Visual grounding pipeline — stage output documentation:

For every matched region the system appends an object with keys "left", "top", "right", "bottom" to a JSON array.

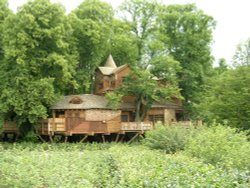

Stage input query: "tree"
[
  {"left": 69, "top": 0, "right": 114, "bottom": 93},
  {"left": 0, "top": 0, "right": 11, "bottom": 61},
  {"left": 233, "top": 38, "right": 250, "bottom": 67},
  {"left": 122, "top": 67, "right": 180, "bottom": 122},
  {"left": 196, "top": 66, "right": 250, "bottom": 130},
  {"left": 113, "top": 0, "right": 181, "bottom": 122},
  {"left": 119, "top": 0, "right": 160, "bottom": 68},
  {"left": 158, "top": 4, "right": 215, "bottom": 118},
  {"left": 0, "top": 0, "right": 77, "bottom": 133},
  {"left": 214, "top": 58, "right": 228, "bottom": 75},
  {"left": 109, "top": 19, "right": 138, "bottom": 67}
]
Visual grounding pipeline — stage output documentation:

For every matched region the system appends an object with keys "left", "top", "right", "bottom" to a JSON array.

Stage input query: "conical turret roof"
[{"left": 104, "top": 54, "right": 117, "bottom": 68}]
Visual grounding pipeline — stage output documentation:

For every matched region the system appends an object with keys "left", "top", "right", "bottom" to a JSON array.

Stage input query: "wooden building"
[
  {"left": 2, "top": 55, "right": 185, "bottom": 142},
  {"left": 38, "top": 94, "right": 122, "bottom": 137},
  {"left": 95, "top": 54, "right": 130, "bottom": 95}
]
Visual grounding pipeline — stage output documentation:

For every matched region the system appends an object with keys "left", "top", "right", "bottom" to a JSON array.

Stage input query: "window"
[
  {"left": 69, "top": 96, "right": 83, "bottom": 104},
  {"left": 149, "top": 114, "right": 164, "bottom": 123},
  {"left": 99, "top": 82, "right": 103, "bottom": 89},
  {"left": 110, "top": 81, "right": 115, "bottom": 87},
  {"left": 121, "top": 115, "right": 129, "bottom": 122}
]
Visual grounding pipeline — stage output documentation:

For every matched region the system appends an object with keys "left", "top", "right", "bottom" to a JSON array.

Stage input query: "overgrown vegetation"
[
  {"left": 185, "top": 124, "right": 250, "bottom": 170},
  {"left": 143, "top": 123, "right": 197, "bottom": 153},
  {"left": 0, "top": 142, "right": 249, "bottom": 187}
]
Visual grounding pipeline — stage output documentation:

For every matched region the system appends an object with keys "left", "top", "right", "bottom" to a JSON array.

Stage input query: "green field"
[{"left": 0, "top": 142, "right": 249, "bottom": 188}]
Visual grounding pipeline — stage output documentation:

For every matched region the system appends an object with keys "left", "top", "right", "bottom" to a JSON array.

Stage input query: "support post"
[
  {"left": 52, "top": 110, "right": 56, "bottom": 135},
  {"left": 64, "top": 136, "right": 68, "bottom": 143},
  {"left": 37, "top": 134, "right": 46, "bottom": 143},
  {"left": 101, "top": 134, "right": 105, "bottom": 143},
  {"left": 49, "top": 134, "right": 54, "bottom": 143},
  {"left": 115, "top": 134, "right": 120, "bottom": 143},
  {"left": 128, "top": 133, "right": 139, "bottom": 144},
  {"left": 79, "top": 135, "right": 88, "bottom": 143},
  {"left": 119, "top": 134, "right": 125, "bottom": 143}
]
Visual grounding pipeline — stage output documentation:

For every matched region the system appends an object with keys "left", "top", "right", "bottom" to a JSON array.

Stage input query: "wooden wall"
[
  {"left": 115, "top": 66, "right": 130, "bottom": 87},
  {"left": 54, "top": 109, "right": 121, "bottom": 135},
  {"left": 164, "top": 109, "right": 176, "bottom": 125}
]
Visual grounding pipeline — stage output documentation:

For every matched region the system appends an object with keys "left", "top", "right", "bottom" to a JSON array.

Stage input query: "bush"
[
  {"left": 0, "top": 144, "right": 249, "bottom": 187},
  {"left": 143, "top": 124, "right": 197, "bottom": 153},
  {"left": 185, "top": 124, "right": 250, "bottom": 170}
]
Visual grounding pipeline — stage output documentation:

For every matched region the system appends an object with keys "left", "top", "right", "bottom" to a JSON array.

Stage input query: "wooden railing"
[
  {"left": 121, "top": 122, "right": 153, "bottom": 131},
  {"left": 40, "top": 118, "right": 66, "bottom": 134},
  {"left": 171, "top": 120, "right": 202, "bottom": 127},
  {"left": 2, "top": 122, "right": 18, "bottom": 133}
]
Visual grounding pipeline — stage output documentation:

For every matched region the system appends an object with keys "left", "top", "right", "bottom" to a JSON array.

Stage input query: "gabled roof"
[{"left": 98, "top": 54, "right": 128, "bottom": 75}]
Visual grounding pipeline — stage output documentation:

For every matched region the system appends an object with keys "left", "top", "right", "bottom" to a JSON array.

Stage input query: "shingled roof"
[
  {"left": 98, "top": 54, "right": 128, "bottom": 75},
  {"left": 51, "top": 94, "right": 109, "bottom": 110},
  {"left": 51, "top": 94, "right": 182, "bottom": 110}
]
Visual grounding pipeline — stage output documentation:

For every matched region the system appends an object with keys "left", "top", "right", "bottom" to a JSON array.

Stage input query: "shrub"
[
  {"left": 143, "top": 123, "right": 197, "bottom": 153},
  {"left": 0, "top": 144, "right": 249, "bottom": 187},
  {"left": 185, "top": 124, "right": 250, "bottom": 170}
]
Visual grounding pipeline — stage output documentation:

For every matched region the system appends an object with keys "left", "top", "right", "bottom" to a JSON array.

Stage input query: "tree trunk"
[{"left": 135, "top": 97, "right": 142, "bottom": 122}]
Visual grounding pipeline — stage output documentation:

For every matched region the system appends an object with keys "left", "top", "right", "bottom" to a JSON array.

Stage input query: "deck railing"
[
  {"left": 171, "top": 120, "right": 202, "bottom": 127},
  {"left": 40, "top": 118, "right": 66, "bottom": 134},
  {"left": 121, "top": 122, "right": 153, "bottom": 131},
  {"left": 2, "top": 122, "right": 18, "bottom": 133}
]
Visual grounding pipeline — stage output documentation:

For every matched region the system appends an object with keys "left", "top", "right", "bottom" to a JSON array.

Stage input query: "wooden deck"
[
  {"left": 171, "top": 120, "right": 202, "bottom": 127},
  {"left": 39, "top": 118, "right": 66, "bottom": 135},
  {"left": 2, "top": 122, "right": 18, "bottom": 133}
]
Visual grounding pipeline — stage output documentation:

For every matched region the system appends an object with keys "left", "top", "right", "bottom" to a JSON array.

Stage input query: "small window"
[
  {"left": 149, "top": 114, "right": 164, "bottom": 123},
  {"left": 99, "top": 83, "right": 103, "bottom": 89},
  {"left": 121, "top": 115, "right": 129, "bottom": 122},
  {"left": 69, "top": 96, "right": 83, "bottom": 104}
]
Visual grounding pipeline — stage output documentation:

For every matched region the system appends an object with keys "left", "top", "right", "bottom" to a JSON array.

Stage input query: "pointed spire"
[{"left": 104, "top": 54, "right": 117, "bottom": 68}]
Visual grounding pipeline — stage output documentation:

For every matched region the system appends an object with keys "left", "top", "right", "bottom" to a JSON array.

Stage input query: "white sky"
[{"left": 8, "top": 0, "right": 250, "bottom": 65}]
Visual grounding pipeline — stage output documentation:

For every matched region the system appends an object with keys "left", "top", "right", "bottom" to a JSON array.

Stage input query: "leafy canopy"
[{"left": 0, "top": 0, "right": 77, "bottom": 131}]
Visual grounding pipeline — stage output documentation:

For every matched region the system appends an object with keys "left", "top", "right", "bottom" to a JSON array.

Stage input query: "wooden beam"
[
  {"left": 64, "top": 136, "right": 68, "bottom": 143},
  {"left": 101, "top": 134, "right": 105, "bottom": 143},
  {"left": 37, "top": 134, "right": 46, "bottom": 143},
  {"left": 52, "top": 110, "right": 56, "bottom": 134},
  {"left": 115, "top": 134, "right": 120, "bottom": 143},
  {"left": 119, "top": 134, "right": 125, "bottom": 142},
  {"left": 49, "top": 134, "right": 54, "bottom": 143},
  {"left": 128, "top": 133, "right": 139, "bottom": 144},
  {"left": 79, "top": 135, "right": 88, "bottom": 143}
]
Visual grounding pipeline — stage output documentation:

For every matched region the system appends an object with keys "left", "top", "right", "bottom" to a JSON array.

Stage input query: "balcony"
[{"left": 39, "top": 118, "right": 66, "bottom": 135}]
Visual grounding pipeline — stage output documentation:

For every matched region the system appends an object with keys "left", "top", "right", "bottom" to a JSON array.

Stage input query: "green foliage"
[
  {"left": 158, "top": 4, "right": 215, "bottom": 117},
  {"left": 233, "top": 38, "right": 250, "bottom": 67},
  {"left": 105, "top": 92, "right": 122, "bottom": 109},
  {"left": 70, "top": 0, "right": 114, "bottom": 93},
  {"left": 110, "top": 19, "right": 138, "bottom": 67},
  {"left": 185, "top": 124, "right": 250, "bottom": 170},
  {"left": 0, "top": 0, "right": 77, "bottom": 134},
  {"left": 121, "top": 68, "right": 180, "bottom": 122},
  {"left": 0, "top": 143, "right": 249, "bottom": 187},
  {"left": 196, "top": 66, "right": 250, "bottom": 130},
  {"left": 143, "top": 124, "right": 197, "bottom": 153},
  {"left": 0, "top": 0, "right": 11, "bottom": 61}
]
